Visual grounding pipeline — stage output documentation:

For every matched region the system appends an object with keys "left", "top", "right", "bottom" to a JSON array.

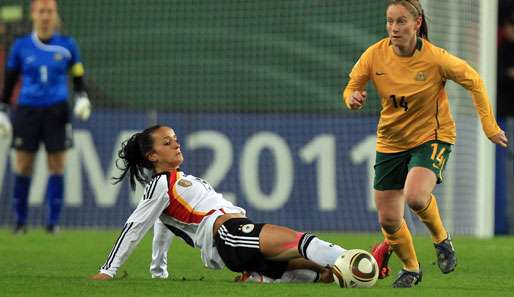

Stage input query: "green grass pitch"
[{"left": 1, "top": 229, "right": 513, "bottom": 297}]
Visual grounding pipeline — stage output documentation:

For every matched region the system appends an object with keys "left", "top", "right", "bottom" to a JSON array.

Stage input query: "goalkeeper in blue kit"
[{"left": 0, "top": 0, "right": 91, "bottom": 233}]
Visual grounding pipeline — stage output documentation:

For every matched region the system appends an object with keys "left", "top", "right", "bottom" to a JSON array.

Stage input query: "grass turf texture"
[{"left": 1, "top": 229, "right": 513, "bottom": 297}]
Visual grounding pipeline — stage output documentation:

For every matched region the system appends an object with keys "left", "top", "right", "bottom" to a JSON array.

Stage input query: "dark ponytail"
[{"left": 113, "top": 125, "right": 163, "bottom": 190}]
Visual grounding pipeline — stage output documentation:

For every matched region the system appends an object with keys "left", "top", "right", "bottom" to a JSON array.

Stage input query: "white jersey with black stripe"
[{"left": 99, "top": 170, "right": 246, "bottom": 277}]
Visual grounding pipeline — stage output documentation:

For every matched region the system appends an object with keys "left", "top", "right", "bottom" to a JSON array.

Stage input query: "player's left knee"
[{"left": 405, "top": 194, "right": 430, "bottom": 211}]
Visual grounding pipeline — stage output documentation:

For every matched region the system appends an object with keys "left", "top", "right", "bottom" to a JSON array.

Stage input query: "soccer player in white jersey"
[{"left": 90, "top": 125, "right": 351, "bottom": 283}]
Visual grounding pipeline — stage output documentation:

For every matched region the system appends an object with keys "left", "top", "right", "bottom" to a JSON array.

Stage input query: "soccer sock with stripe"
[
  {"left": 415, "top": 194, "right": 448, "bottom": 244},
  {"left": 298, "top": 233, "right": 346, "bottom": 267},
  {"left": 382, "top": 219, "right": 419, "bottom": 272},
  {"left": 278, "top": 269, "right": 319, "bottom": 283},
  {"left": 46, "top": 174, "right": 64, "bottom": 226},
  {"left": 13, "top": 174, "right": 31, "bottom": 225}
]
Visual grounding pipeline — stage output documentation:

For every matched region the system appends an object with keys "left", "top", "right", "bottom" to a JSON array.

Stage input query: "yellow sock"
[
  {"left": 415, "top": 194, "right": 448, "bottom": 244},
  {"left": 382, "top": 219, "right": 419, "bottom": 272}
]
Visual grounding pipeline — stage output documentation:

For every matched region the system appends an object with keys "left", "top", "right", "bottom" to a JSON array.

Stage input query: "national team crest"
[
  {"left": 415, "top": 71, "right": 426, "bottom": 81},
  {"left": 178, "top": 179, "right": 192, "bottom": 187},
  {"left": 54, "top": 53, "right": 63, "bottom": 61}
]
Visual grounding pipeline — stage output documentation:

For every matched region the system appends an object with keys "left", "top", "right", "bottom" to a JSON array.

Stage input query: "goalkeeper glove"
[
  {"left": 0, "top": 103, "right": 12, "bottom": 137},
  {"left": 73, "top": 93, "right": 91, "bottom": 121}
]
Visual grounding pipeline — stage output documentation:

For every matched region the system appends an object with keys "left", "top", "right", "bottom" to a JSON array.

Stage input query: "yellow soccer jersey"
[{"left": 343, "top": 38, "right": 500, "bottom": 153}]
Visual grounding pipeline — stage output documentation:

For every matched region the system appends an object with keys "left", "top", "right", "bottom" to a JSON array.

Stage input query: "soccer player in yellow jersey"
[{"left": 343, "top": 0, "right": 508, "bottom": 288}]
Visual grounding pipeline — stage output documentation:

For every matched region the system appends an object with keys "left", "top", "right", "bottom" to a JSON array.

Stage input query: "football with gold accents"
[{"left": 332, "top": 249, "right": 379, "bottom": 288}]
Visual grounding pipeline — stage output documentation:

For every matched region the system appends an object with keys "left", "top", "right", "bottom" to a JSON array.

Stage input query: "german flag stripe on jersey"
[{"left": 164, "top": 171, "right": 211, "bottom": 224}]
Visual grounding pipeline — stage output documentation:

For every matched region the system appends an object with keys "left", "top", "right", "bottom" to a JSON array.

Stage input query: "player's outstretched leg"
[
  {"left": 434, "top": 233, "right": 457, "bottom": 274},
  {"left": 260, "top": 224, "right": 346, "bottom": 267},
  {"left": 234, "top": 271, "right": 274, "bottom": 283},
  {"left": 371, "top": 240, "right": 392, "bottom": 279},
  {"left": 235, "top": 267, "right": 334, "bottom": 284}
]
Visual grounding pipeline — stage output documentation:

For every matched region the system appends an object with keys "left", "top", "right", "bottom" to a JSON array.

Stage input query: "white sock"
[
  {"left": 275, "top": 269, "right": 318, "bottom": 283},
  {"left": 299, "top": 234, "right": 346, "bottom": 266}
]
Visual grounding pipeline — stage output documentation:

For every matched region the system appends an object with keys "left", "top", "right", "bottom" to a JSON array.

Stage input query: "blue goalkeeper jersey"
[{"left": 6, "top": 32, "right": 83, "bottom": 107}]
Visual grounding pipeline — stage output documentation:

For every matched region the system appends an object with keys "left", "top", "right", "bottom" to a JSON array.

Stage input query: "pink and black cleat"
[{"left": 371, "top": 240, "right": 393, "bottom": 279}]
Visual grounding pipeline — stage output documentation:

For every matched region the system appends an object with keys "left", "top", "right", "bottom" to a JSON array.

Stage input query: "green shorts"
[{"left": 373, "top": 140, "right": 452, "bottom": 191}]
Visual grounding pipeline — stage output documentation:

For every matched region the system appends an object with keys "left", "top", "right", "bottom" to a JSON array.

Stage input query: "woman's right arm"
[
  {"left": 342, "top": 47, "right": 372, "bottom": 110},
  {"left": 1, "top": 69, "right": 19, "bottom": 108},
  {"left": 91, "top": 176, "right": 170, "bottom": 279},
  {"left": 1, "top": 40, "right": 21, "bottom": 109},
  {"left": 0, "top": 41, "right": 21, "bottom": 137}
]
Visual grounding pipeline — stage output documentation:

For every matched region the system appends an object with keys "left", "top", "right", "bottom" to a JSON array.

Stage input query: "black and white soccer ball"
[{"left": 332, "top": 249, "right": 379, "bottom": 288}]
